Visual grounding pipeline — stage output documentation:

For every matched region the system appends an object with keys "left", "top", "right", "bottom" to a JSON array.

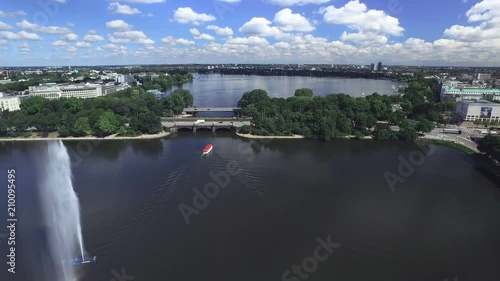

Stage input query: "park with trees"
[
  {"left": 237, "top": 76, "right": 452, "bottom": 141},
  {"left": 0, "top": 88, "right": 193, "bottom": 138}
]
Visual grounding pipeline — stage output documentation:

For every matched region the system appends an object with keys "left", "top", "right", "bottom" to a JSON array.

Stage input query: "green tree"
[
  {"left": 96, "top": 111, "right": 119, "bottom": 136},
  {"left": 72, "top": 117, "right": 91, "bottom": 137},
  {"left": 294, "top": 88, "right": 314, "bottom": 97},
  {"left": 416, "top": 118, "right": 434, "bottom": 133},
  {"left": 133, "top": 111, "right": 161, "bottom": 134}
]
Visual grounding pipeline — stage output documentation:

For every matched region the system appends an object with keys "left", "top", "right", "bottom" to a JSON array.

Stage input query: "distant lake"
[{"left": 169, "top": 74, "right": 405, "bottom": 107}]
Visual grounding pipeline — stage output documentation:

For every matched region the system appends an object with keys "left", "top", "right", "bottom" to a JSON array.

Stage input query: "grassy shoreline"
[{"left": 0, "top": 131, "right": 171, "bottom": 142}]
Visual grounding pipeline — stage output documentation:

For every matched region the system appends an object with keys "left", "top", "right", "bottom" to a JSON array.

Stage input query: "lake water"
[
  {"left": 2, "top": 134, "right": 500, "bottom": 281},
  {"left": 170, "top": 74, "right": 404, "bottom": 107}
]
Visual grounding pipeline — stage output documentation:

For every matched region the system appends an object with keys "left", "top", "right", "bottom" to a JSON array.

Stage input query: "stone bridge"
[{"left": 162, "top": 120, "right": 250, "bottom": 133}]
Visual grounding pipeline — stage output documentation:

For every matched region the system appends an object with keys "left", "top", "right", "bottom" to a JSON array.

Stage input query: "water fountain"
[{"left": 38, "top": 140, "right": 87, "bottom": 281}]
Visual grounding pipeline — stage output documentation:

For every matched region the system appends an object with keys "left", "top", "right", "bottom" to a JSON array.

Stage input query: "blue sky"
[{"left": 0, "top": 0, "right": 498, "bottom": 66}]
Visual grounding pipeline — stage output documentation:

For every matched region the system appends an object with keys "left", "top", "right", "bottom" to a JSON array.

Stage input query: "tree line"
[
  {"left": 237, "top": 76, "right": 451, "bottom": 141},
  {"left": 0, "top": 88, "right": 193, "bottom": 138}
]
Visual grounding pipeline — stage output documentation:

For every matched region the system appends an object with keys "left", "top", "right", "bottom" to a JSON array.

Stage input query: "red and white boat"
[{"left": 202, "top": 144, "right": 213, "bottom": 155}]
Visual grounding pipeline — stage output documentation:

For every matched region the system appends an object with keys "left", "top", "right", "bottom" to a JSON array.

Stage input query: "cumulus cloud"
[
  {"left": 217, "top": 0, "right": 241, "bottom": 3},
  {"left": 64, "top": 33, "right": 78, "bottom": 41},
  {"left": 84, "top": 34, "right": 105, "bottom": 42},
  {"left": 110, "top": 30, "right": 155, "bottom": 45},
  {"left": 444, "top": 0, "right": 500, "bottom": 42},
  {"left": 239, "top": 17, "right": 282, "bottom": 38},
  {"left": 16, "top": 20, "right": 73, "bottom": 34},
  {"left": 1, "top": 31, "right": 42, "bottom": 41},
  {"left": 173, "top": 7, "right": 216, "bottom": 25},
  {"left": 97, "top": 44, "right": 127, "bottom": 52},
  {"left": 106, "top": 20, "right": 133, "bottom": 30},
  {"left": 0, "top": 21, "right": 12, "bottom": 30},
  {"left": 265, "top": 0, "right": 330, "bottom": 6},
  {"left": 175, "top": 38, "right": 195, "bottom": 45},
  {"left": 274, "top": 8, "right": 315, "bottom": 32},
  {"left": 115, "top": 0, "right": 165, "bottom": 3},
  {"left": 161, "top": 36, "right": 176, "bottom": 46},
  {"left": 108, "top": 2, "right": 142, "bottom": 15},
  {"left": 18, "top": 43, "right": 33, "bottom": 53},
  {"left": 321, "top": 0, "right": 404, "bottom": 46},
  {"left": 0, "top": 10, "right": 27, "bottom": 18},
  {"left": 190, "top": 28, "right": 215, "bottom": 40},
  {"left": 75, "top": 41, "right": 91, "bottom": 48},
  {"left": 227, "top": 36, "right": 269, "bottom": 45},
  {"left": 206, "top": 25, "right": 234, "bottom": 36}
]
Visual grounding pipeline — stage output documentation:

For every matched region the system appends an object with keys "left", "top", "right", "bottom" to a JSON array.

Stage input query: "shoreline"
[
  {"left": 0, "top": 131, "right": 171, "bottom": 142},
  {"left": 236, "top": 132, "right": 305, "bottom": 139}
]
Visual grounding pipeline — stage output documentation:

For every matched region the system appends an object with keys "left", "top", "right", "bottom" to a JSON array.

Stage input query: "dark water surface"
[
  {"left": 1, "top": 134, "right": 500, "bottom": 281},
  {"left": 170, "top": 74, "right": 404, "bottom": 107}
]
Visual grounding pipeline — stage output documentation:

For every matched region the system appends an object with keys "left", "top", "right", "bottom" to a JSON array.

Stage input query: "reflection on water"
[{"left": 2, "top": 135, "right": 500, "bottom": 281}]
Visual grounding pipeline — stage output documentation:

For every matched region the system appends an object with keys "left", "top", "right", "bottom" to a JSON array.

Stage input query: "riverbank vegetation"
[
  {"left": 237, "top": 76, "right": 450, "bottom": 141},
  {"left": 0, "top": 88, "right": 193, "bottom": 138}
]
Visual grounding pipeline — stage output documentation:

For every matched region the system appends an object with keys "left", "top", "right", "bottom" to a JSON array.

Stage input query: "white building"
[
  {"left": 456, "top": 100, "right": 500, "bottom": 122},
  {"left": 0, "top": 94, "right": 21, "bottom": 111},
  {"left": 101, "top": 82, "right": 128, "bottom": 95},
  {"left": 116, "top": 74, "right": 135, "bottom": 84},
  {"left": 28, "top": 83, "right": 103, "bottom": 100},
  {"left": 441, "top": 83, "right": 500, "bottom": 101}
]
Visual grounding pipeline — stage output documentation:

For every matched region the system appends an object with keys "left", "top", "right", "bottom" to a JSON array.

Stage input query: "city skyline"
[{"left": 0, "top": 0, "right": 498, "bottom": 66}]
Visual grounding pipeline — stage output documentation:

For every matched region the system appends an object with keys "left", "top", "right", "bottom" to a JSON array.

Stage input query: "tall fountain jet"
[{"left": 39, "top": 140, "right": 86, "bottom": 281}]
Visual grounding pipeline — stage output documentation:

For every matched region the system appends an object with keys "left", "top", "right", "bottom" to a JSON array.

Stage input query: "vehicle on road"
[{"left": 443, "top": 128, "right": 462, "bottom": 134}]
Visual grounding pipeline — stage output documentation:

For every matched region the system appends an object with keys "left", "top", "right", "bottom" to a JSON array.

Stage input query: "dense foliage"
[
  {"left": 137, "top": 73, "right": 194, "bottom": 92},
  {"left": 0, "top": 88, "right": 193, "bottom": 138},
  {"left": 238, "top": 76, "right": 444, "bottom": 141},
  {"left": 478, "top": 135, "right": 500, "bottom": 162}
]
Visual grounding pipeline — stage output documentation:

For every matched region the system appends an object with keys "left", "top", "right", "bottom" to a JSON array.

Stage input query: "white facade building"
[
  {"left": 116, "top": 74, "right": 135, "bottom": 84},
  {"left": 29, "top": 83, "right": 103, "bottom": 100},
  {"left": 441, "top": 84, "right": 500, "bottom": 101},
  {"left": 0, "top": 95, "right": 21, "bottom": 111},
  {"left": 456, "top": 100, "right": 500, "bottom": 122}
]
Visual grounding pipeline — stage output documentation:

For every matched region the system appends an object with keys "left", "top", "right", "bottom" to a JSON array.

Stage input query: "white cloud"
[
  {"left": 274, "top": 8, "right": 315, "bottom": 32},
  {"left": 190, "top": 28, "right": 215, "bottom": 40},
  {"left": 444, "top": 0, "right": 500, "bottom": 42},
  {"left": 0, "top": 21, "right": 12, "bottom": 30},
  {"left": 239, "top": 17, "right": 283, "bottom": 38},
  {"left": 0, "top": 31, "right": 43, "bottom": 41},
  {"left": 108, "top": 2, "right": 142, "bottom": 15},
  {"left": 189, "top": 28, "right": 201, "bottom": 36},
  {"left": 75, "top": 41, "right": 91, "bottom": 48},
  {"left": 206, "top": 25, "right": 233, "bottom": 36},
  {"left": 97, "top": 44, "right": 127, "bottom": 52},
  {"left": 175, "top": 38, "right": 195, "bottom": 45},
  {"left": 322, "top": 0, "right": 404, "bottom": 45},
  {"left": 265, "top": 0, "right": 330, "bottom": 6},
  {"left": 109, "top": 36, "right": 131, "bottom": 43},
  {"left": 114, "top": 0, "right": 165, "bottom": 3},
  {"left": 64, "top": 33, "right": 78, "bottom": 41},
  {"left": 18, "top": 43, "right": 32, "bottom": 53},
  {"left": 106, "top": 20, "right": 133, "bottom": 30},
  {"left": 161, "top": 36, "right": 176, "bottom": 46},
  {"left": 173, "top": 7, "right": 216, "bottom": 25},
  {"left": 55, "top": 0, "right": 67, "bottom": 3},
  {"left": 84, "top": 34, "right": 104, "bottom": 42},
  {"left": 52, "top": 40, "right": 69, "bottom": 47},
  {"left": 16, "top": 20, "right": 73, "bottom": 34},
  {"left": 111, "top": 30, "right": 155, "bottom": 45},
  {"left": 226, "top": 36, "right": 269, "bottom": 45},
  {"left": 0, "top": 10, "right": 27, "bottom": 18}
]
